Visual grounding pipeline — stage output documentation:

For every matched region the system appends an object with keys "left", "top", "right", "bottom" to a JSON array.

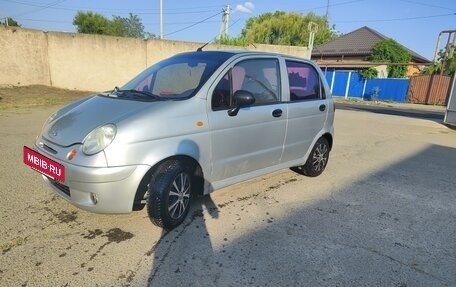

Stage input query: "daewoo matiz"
[{"left": 24, "top": 50, "right": 335, "bottom": 230}]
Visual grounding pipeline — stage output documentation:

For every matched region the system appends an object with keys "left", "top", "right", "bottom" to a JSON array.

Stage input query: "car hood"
[{"left": 43, "top": 95, "right": 153, "bottom": 146}]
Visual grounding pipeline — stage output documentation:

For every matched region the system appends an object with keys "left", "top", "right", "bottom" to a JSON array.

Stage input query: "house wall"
[
  {"left": 407, "top": 64, "right": 423, "bottom": 76},
  {"left": 314, "top": 55, "right": 421, "bottom": 78},
  {"left": 0, "top": 26, "right": 310, "bottom": 91}
]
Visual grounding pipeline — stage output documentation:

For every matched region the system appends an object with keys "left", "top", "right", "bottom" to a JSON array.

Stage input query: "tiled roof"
[{"left": 312, "top": 26, "right": 430, "bottom": 64}]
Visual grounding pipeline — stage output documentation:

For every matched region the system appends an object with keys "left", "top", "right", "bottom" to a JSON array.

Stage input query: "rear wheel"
[
  {"left": 297, "top": 137, "right": 330, "bottom": 177},
  {"left": 146, "top": 160, "right": 192, "bottom": 230}
]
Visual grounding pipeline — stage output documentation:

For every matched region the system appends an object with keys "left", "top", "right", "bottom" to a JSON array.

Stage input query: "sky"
[{"left": 1, "top": 0, "right": 455, "bottom": 61}]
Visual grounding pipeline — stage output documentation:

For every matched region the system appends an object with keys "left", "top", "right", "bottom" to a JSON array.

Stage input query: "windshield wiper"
[{"left": 116, "top": 89, "right": 160, "bottom": 99}]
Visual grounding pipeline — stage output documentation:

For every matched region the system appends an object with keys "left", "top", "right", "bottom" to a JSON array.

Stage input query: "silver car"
[{"left": 25, "top": 50, "right": 335, "bottom": 230}]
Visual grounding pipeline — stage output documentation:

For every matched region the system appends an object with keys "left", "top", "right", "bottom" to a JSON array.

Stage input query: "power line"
[
  {"left": 1, "top": 0, "right": 67, "bottom": 11},
  {"left": 323, "top": 0, "right": 367, "bottom": 8},
  {"left": 2, "top": 0, "right": 67, "bottom": 19},
  {"left": 59, "top": 4, "right": 223, "bottom": 12},
  {"left": 198, "top": 17, "right": 243, "bottom": 45},
  {"left": 150, "top": 20, "right": 221, "bottom": 26},
  {"left": 15, "top": 12, "right": 454, "bottom": 30},
  {"left": 65, "top": 5, "right": 222, "bottom": 12},
  {"left": 216, "top": 18, "right": 242, "bottom": 40},
  {"left": 15, "top": 17, "right": 220, "bottom": 26},
  {"left": 398, "top": 0, "right": 456, "bottom": 11},
  {"left": 119, "top": 10, "right": 220, "bottom": 16},
  {"left": 164, "top": 11, "right": 223, "bottom": 37},
  {"left": 333, "top": 12, "right": 455, "bottom": 23},
  {"left": 297, "top": 0, "right": 367, "bottom": 13},
  {"left": 15, "top": 17, "right": 69, "bottom": 23},
  {"left": 0, "top": 0, "right": 221, "bottom": 14}
]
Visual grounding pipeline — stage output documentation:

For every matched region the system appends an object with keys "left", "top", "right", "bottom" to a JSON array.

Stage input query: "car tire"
[
  {"left": 298, "top": 137, "right": 330, "bottom": 177},
  {"left": 146, "top": 160, "right": 193, "bottom": 230}
]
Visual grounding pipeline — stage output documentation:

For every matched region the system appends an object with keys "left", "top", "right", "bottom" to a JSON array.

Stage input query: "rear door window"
[{"left": 286, "top": 61, "right": 325, "bottom": 101}]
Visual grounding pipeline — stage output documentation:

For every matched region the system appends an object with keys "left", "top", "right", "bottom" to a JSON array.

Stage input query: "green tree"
[
  {"left": 369, "top": 39, "right": 411, "bottom": 78},
  {"left": 216, "top": 11, "right": 339, "bottom": 46},
  {"left": 359, "top": 68, "right": 378, "bottom": 79},
  {"left": 73, "top": 11, "right": 112, "bottom": 35},
  {"left": 73, "top": 11, "right": 151, "bottom": 39},
  {"left": 117, "top": 13, "right": 145, "bottom": 39},
  {"left": 108, "top": 16, "right": 127, "bottom": 36},
  {"left": 2, "top": 17, "right": 20, "bottom": 27},
  {"left": 423, "top": 44, "right": 456, "bottom": 75},
  {"left": 216, "top": 36, "right": 248, "bottom": 46}
]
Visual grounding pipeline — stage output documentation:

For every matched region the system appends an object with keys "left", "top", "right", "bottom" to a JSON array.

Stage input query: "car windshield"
[{"left": 118, "top": 52, "right": 231, "bottom": 100}]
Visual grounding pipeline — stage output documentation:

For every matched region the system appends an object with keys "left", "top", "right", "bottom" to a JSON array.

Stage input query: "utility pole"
[
  {"left": 325, "top": 0, "right": 330, "bottom": 20},
  {"left": 159, "top": 0, "right": 163, "bottom": 39},
  {"left": 307, "top": 22, "right": 318, "bottom": 59},
  {"left": 217, "top": 5, "right": 230, "bottom": 40},
  {"left": 433, "top": 30, "right": 456, "bottom": 74}
]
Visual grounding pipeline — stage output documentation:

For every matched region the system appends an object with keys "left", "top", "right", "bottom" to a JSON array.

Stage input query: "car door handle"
[
  {"left": 272, "top": 109, "right": 282, "bottom": 118},
  {"left": 319, "top": 104, "right": 326, "bottom": 111}
]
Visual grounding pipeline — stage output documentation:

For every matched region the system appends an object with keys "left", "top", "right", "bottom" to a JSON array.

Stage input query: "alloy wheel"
[{"left": 168, "top": 172, "right": 191, "bottom": 219}]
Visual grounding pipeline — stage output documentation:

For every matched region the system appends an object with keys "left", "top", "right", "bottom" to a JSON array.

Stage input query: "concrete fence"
[{"left": 0, "top": 26, "right": 309, "bottom": 91}]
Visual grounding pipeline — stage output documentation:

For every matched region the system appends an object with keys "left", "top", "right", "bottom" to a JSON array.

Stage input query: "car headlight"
[{"left": 82, "top": 124, "right": 117, "bottom": 155}]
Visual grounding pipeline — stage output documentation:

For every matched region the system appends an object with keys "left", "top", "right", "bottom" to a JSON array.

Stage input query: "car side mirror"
[{"left": 228, "top": 90, "right": 255, "bottom": 117}]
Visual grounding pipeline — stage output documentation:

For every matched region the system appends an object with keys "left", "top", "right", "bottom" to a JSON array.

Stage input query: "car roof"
[
  {"left": 177, "top": 50, "right": 286, "bottom": 58},
  {"left": 175, "top": 50, "right": 312, "bottom": 63}
]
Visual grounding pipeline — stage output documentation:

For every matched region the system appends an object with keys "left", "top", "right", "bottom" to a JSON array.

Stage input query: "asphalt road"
[{"left": 1, "top": 105, "right": 456, "bottom": 287}]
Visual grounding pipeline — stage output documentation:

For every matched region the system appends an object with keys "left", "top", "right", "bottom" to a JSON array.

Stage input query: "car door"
[
  {"left": 280, "top": 60, "right": 330, "bottom": 163},
  {"left": 208, "top": 57, "right": 287, "bottom": 183}
]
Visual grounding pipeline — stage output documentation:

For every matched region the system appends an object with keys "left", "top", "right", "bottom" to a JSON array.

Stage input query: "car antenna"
[{"left": 197, "top": 41, "right": 210, "bottom": 52}]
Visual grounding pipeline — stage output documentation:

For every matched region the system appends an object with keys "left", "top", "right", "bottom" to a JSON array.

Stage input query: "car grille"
[
  {"left": 49, "top": 178, "right": 70, "bottom": 197},
  {"left": 42, "top": 143, "right": 57, "bottom": 154}
]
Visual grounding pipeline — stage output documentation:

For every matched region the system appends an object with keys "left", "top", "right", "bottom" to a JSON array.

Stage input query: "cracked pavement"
[{"left": 1, "top": 105, "right": 455, "bottom": 287}]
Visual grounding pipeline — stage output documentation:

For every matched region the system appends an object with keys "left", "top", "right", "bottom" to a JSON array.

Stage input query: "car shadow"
[
  {"left": 145, "top": 144, "right": 456, "bottom": 286},
  {"left": 147, "top": 194, "right": 219, "bottom": 286}
]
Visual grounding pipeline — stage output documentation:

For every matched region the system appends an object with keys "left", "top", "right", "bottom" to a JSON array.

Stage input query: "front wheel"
[
  {"left": 297, "top": 137, "right": 330, "bottom": 177},
  {"left": 147, "top": 160, "right": 193, "bottom": 230}
]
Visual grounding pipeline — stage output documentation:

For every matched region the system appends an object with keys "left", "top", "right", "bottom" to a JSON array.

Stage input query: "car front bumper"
[
  {"left": 33, "top": 139, "right": 150, "bottom": 214},
  {"left": 42, "top": 163, "right": 151, "bottom": 213}
]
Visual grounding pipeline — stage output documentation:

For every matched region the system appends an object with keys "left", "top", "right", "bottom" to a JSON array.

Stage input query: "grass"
[
  {"left": 334, "top": 96, "right": 398, "bottom": 105},
  {"left": 342, "top": 98, "right": 363, "bottom": 103},
  {"left": 0, "top": 85, "right": 94, "bottom": 110},
  {"left": 383, "top": 100, "right": 397, "bottom": 104},
  {"left": 333, "top": 97, "right": 363, "bottom": 103}
]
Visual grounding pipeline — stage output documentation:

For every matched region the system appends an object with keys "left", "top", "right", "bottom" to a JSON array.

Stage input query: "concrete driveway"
[{"left": 1, "top": 106, "right": 455, "bottom": 287}]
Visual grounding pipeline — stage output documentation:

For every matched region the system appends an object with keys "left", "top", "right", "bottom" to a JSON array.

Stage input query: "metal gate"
[
  {"left": 324, "top": 70, "right": 409, "bottom": 101},
  {"left": 407, "top": 74, "right": 452, "bottom": 105}
]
